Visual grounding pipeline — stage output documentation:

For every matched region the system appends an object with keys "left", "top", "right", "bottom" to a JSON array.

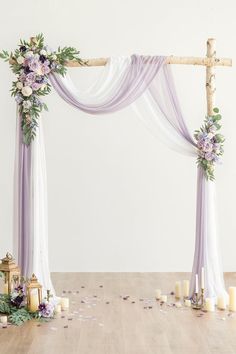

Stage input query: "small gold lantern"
[
  {"left": 0, "top": 253, "right": 20, "bottom": 294},
  {"left": 26, "top": 274, "right": 42, "bottom": 312}
]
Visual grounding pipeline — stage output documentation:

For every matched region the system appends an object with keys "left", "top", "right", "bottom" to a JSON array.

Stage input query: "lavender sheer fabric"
[
  {"left": 49, "top": 55, "right": 226, "bottom": 300},
  {"left": 14, "top": 54, "right": 225, "bottom": 299}
]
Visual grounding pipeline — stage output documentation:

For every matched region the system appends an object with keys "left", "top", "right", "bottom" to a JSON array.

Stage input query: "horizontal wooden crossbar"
[{"left": 66, "top": 56, "right": 232, "bottom": 67}]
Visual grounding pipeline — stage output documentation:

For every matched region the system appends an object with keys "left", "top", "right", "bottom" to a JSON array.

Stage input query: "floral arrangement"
[
  {"left": 0, "top": 285, "right": 56, "bottom": 326},
  {"left": 0, "top": 34, "right": 84, "bottom": 145},
  {"left": 194, "top": 108, "right": 224, "bottom": 181}
]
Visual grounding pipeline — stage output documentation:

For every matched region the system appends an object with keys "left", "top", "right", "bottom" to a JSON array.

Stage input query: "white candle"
[
  {"left": 201, "top": 267, "right": 205, "bottom": 289},
  {"left": 29, "top": 293, "right": 39, "bottom": 313},
  {"left": 205, "top": 297, "right": 215, "bottom": 312},
  {"left": 184, "top": 299, "right": 191, "bottom": 307},
  {"left": 195, "top": 274, "right": 199, "bottom": 294},
  {"left": 175, "top": 281, "right": 181, "bottom": 299},
  {"left": 217, "top": 296, "right": 226, "bottom": 310},
  {"left": 55, "top": 304, "right": 62, "bottom": 313},
  {"left": 229, "top": 287, "right": 236, "bottom": 311},
  {"left": 61, "top": 297, "right": 69, "bottom": 310},
  {"left": 0, "top": 316, "right": 7, "bottom": 324},
  {"left": 160, "top": 295, "right": 167, "bottom": 303},
  {"left": 155, "top": 289, "right": 161, "bottom": 300},
  {"left": 175, "top": 302, "right": 182, "bottom": 308},
  {"left": 182, "top": 280, "right": 189, "bottom": 298}
]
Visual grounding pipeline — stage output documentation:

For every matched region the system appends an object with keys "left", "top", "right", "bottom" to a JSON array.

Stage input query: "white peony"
[
  {"left": 16, "top": 81, "right": 23, "bottom": 90},
  {"left": 25, "top": 51, "right": 34, "bottom": 58},
  {"left": 40, "top": 49, "right": 47, "bottom": 56},
  {"left": 17, "top": 56, "right": 25, "bottom": 65},
  {"left": 22, "top": 86, "right": 33, "bottom": 97}
]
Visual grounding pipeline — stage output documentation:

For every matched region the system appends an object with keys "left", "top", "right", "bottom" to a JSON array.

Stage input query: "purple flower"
[
  {"left": 25, "top": 72, "right": 36, "bottom": 85},
  {"left": 205, "top": 152, "right": 214, "bottom": 161},
  {"left": 29, "top": 58, "right": 41, "bottom": 73},
  {"left": 10, "top": 285, "right": 25, "bottom": 308},
  {"left": 15, "top": 93, "right": 23, "bottom": 104},
  {"left": 38, "top": 301, "right": 54, "bottom": 318},
  {"left": 31, "top": 82, "right": 42, "bottom": 91},
  {"left": 41, "top": 63, "right": 51, "bottom": 75}
]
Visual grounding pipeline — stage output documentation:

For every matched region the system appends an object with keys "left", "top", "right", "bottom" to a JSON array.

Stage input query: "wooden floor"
[{"left": 1, "top": 273, "right": 236, "bottom": 354}]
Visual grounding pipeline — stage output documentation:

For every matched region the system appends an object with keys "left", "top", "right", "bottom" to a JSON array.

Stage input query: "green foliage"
[
  {"left": 0, "top": 294, "right": 11, "bottom": 315},
  {"left": 194, "top": 107, "right": 224, "bottom": 181},
  {"left": 9, "top": 308, "right": 32, "bottom": 326},
  {"left": 0, "top": 33, "right": 84, "bottom": 145},
  {"left": 0, "top": 50, "right": 10, "bottom": 61}
]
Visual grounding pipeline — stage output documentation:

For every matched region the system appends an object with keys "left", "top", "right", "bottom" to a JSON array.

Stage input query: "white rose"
[
  {"left": 40, "top": 49, "right": 47, "bottom": 56},
  {"left": 25, "top": 51, "right": 34, "bottom": 58},
  {"left": 17, "top": 56, "right": 25, "bottom": 65},
  {"left": 16, "top": 81, "right": 23, "bottom": 90},
  {"left": 22, "top": 86, "right": 33, "bottom": 97},
  {"left": 52, "top": 54, "right": 57, "bottom": 60}
]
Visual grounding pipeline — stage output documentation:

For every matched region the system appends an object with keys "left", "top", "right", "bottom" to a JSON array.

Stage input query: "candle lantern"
[
  {"left": 0, "top": 253, "right": 20, "bottom": 294},
  {"left": 26, "top": 274, "right": 42, "bottom": 312}
]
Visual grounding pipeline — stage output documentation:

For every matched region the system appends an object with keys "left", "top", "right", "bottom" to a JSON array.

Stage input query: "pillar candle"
[
  {"left": 175, "top": 281, "right": 181, "bottom": 299},
  {"left": 182, "top": 280, "right": 189, "bottom": 298},
  {"left": 201, "top": 267, "right": 205, "bottom": 289},
  {"left": 160, "top": 295, "right": 167, "bottom": 303},
  {"left": 61, "top": 297, "right": 69, "bottom": 310},
  {"left": 184, "top": 299, "right": 191, "bottom": 307},
  {"left": 229, "top": 287, "right": 236, "bottom": 311},
  {"left": 29, "top": 293, "right": 39, "bottom": 313},
  {"left": 217, "top": 296, "right": 226, "bottom": 310},
  {"left": 55, "top": 304, "right": 62, "bottom": 313},
  {"left": 155, "top": 289, "right": 161, "bottom": 300},
  {"left": 0, "top": 316, "right": 7, "bottom": 324},
  {"left": 205, "top": 298, "right": 215, "bottom": 312},
  {"left": 195, "top": 274, "right": 199, "bottom": 294}
]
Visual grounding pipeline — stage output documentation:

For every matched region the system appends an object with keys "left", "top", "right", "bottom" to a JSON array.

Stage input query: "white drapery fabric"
[
  {"left": 14, "top": 113, "right": 54, "bottom": 293},
  {"left": 14, "top": 55, "right": 226, "bottom": 300}
]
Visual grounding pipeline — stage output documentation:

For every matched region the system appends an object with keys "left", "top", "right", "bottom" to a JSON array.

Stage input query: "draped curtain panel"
[{"left": 14, "top": 55, "right": 226, "bottom": 300}]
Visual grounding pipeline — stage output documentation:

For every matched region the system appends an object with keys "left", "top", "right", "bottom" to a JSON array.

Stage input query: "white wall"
[{"left": 0, "top": 0, "right": 235, "bottom": 272}]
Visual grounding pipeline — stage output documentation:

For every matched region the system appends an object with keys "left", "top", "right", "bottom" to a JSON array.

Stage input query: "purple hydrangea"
[
  {"left": 38, "top": 301, "right": 54, "bottom": 318},
  {"left": 15, "top": 93, "right": 23, "bottom": 104},
  {"left": 10, "top": 285, "right": 25, "bottom": 308}
]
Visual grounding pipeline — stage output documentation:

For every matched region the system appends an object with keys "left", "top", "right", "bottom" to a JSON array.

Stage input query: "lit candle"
[
  {"left": 217, "top": 296, "right": 226, "bottom": 310},
  {"left": 29, "top": 293, "right": 39, "bottom": 313},
  {"left": 0, "top": 316, "right": 7, "bottom": 324},
  {"left": 229, "top": 287, "right": 236, "bottom": 311},
  {"left": 155, "top": 289, "right": 161, "bottom": 300},
  {"left": 201, "top": 267, "right": 205, "bottom": 289},
  {"left": 61, "top": 297, "right": 69, "bottom": 310},
  {"left": 55, "top": 304, "right": 62, "bottom": 313},
  {"left": 160, "top": 295, "right": 167, "bottom": 303},
  {"left": 195, "top": 274, "right": 199, "bottom": 294},
  {"left": 184, "top": 299, "right": 191, "bottom": 307},
  {"left": 183, "top": 280, "right": 189, "bottom": 298},
  {"left": 175, "top": 281, "right": 181, "bottom": 299},
  {"left": 205, "top": 298, "right": 215, "bottom": 312}
]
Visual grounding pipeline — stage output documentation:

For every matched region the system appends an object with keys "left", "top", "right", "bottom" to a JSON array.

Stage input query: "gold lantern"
[
  {"left": 26, "top": 274, "right": 42, "bottom": 312},
  {"left": 0, "top": 253, "right": 20, "bottom": 294}
]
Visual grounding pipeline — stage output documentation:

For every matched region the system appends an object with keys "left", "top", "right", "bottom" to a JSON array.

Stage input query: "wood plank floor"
[{"left": 1, "top": 273, "right": 236, "bottom": 354}]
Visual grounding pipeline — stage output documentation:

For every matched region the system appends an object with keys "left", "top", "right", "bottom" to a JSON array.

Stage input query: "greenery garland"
[{"left": 0, "top": 34, "right": 84, "bottom": 145}]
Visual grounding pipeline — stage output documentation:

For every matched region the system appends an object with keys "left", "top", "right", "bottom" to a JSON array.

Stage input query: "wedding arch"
[{"left": 0, "top": 35, "right": 232, "bottom": 300}]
